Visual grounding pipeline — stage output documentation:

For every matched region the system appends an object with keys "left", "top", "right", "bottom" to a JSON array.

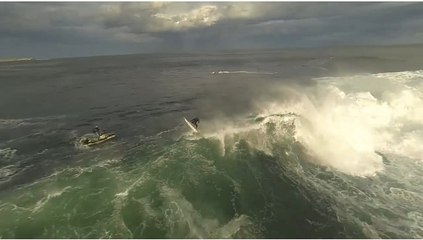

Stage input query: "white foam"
[
  {"left": 213, "top": 214, "right": 254, "bottom": 238},
  {"left": 0, "top": 148, "right": 17, "bottom": 160},
  {"left": 196, "top": 70, "right": 423, "bottom": 176},
  {"left": 0, "top": 165, "right": 18, "bottom": 179},
  {"left": 159, "top": 185, "right": 219, "bottom": 238},
  {"left": 384, "top": 130, "right": 423, "bottom": 160},
  {"left": 256, "top": 70, "right": 423, "bottom": 176},
  {"left": 198, "top": 121, "right": 264, "bottom": 155},
  {"left": 32, "top": 186, "right": 72, "bottom": 213}
]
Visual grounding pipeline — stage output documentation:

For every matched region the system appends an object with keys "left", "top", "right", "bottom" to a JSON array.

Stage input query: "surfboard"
[
  {"left": 83, "top": 133, "right": 116, "bottom": 146},
  {"left": 184, "top": 117, "right": 198, "bottom": 133}
]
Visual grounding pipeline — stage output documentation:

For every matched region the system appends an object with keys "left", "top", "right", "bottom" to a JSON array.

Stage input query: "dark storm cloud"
[{"left": 0, "top": 2, "right": 422, "bottom": 58}]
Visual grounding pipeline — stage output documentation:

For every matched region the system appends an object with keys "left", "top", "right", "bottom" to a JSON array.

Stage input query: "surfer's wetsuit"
[{"left": 190, "top": 118, "right": 200, "bottom": 129}]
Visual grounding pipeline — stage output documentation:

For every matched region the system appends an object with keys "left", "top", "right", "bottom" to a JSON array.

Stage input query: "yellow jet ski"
[{"left": 82, "top": 133, "right": 116, "bottom": 147}]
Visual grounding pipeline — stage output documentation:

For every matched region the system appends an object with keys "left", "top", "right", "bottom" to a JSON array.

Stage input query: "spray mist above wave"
[
  {"left": 192, "top": 70, "right": 423, "bottom": 238},
  {"left": 255, "top": 69, "right": 423, "bottom": 176}
]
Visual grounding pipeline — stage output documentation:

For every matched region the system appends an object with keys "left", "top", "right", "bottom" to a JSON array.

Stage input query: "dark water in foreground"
[{"left": 0, "top": 45, "right": 422, "bottom": 238}]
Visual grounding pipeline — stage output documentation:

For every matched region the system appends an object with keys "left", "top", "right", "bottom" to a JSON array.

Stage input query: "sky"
[{"left": 1, "top": 2, "right": 423, "bottom": 59}]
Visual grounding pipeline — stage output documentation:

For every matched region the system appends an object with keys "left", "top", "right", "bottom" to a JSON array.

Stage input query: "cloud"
[
  {"left": 0, "top": 2, "right": 422, "bottom": 58},
  {"left": 153, "top": 5, "right": 221, "bottom": 31},
  {"left": 94, "top": 2, "right": 378, "bottom": 33},
  {"left": 97, "top": 3, "right": 224, "bottom": 33}
]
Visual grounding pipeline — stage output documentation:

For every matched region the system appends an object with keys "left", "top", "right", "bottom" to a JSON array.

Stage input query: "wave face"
[{"left": 0, "top": 50, "right": 422, "bottom": 238}]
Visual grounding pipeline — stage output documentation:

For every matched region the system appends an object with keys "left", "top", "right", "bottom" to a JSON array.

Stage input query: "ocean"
[{"left": 0, "top": 45, "right": 422, "bottom": 238}]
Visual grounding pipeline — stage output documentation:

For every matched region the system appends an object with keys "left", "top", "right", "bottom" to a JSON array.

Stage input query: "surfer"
[{"left": 190, "top": 117, "right": 200, "bottom": 129}]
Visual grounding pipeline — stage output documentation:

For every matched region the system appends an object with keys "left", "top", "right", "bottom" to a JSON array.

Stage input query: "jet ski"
[{"left": 81, "top": 133, "right": 116, "bottom": 146}]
